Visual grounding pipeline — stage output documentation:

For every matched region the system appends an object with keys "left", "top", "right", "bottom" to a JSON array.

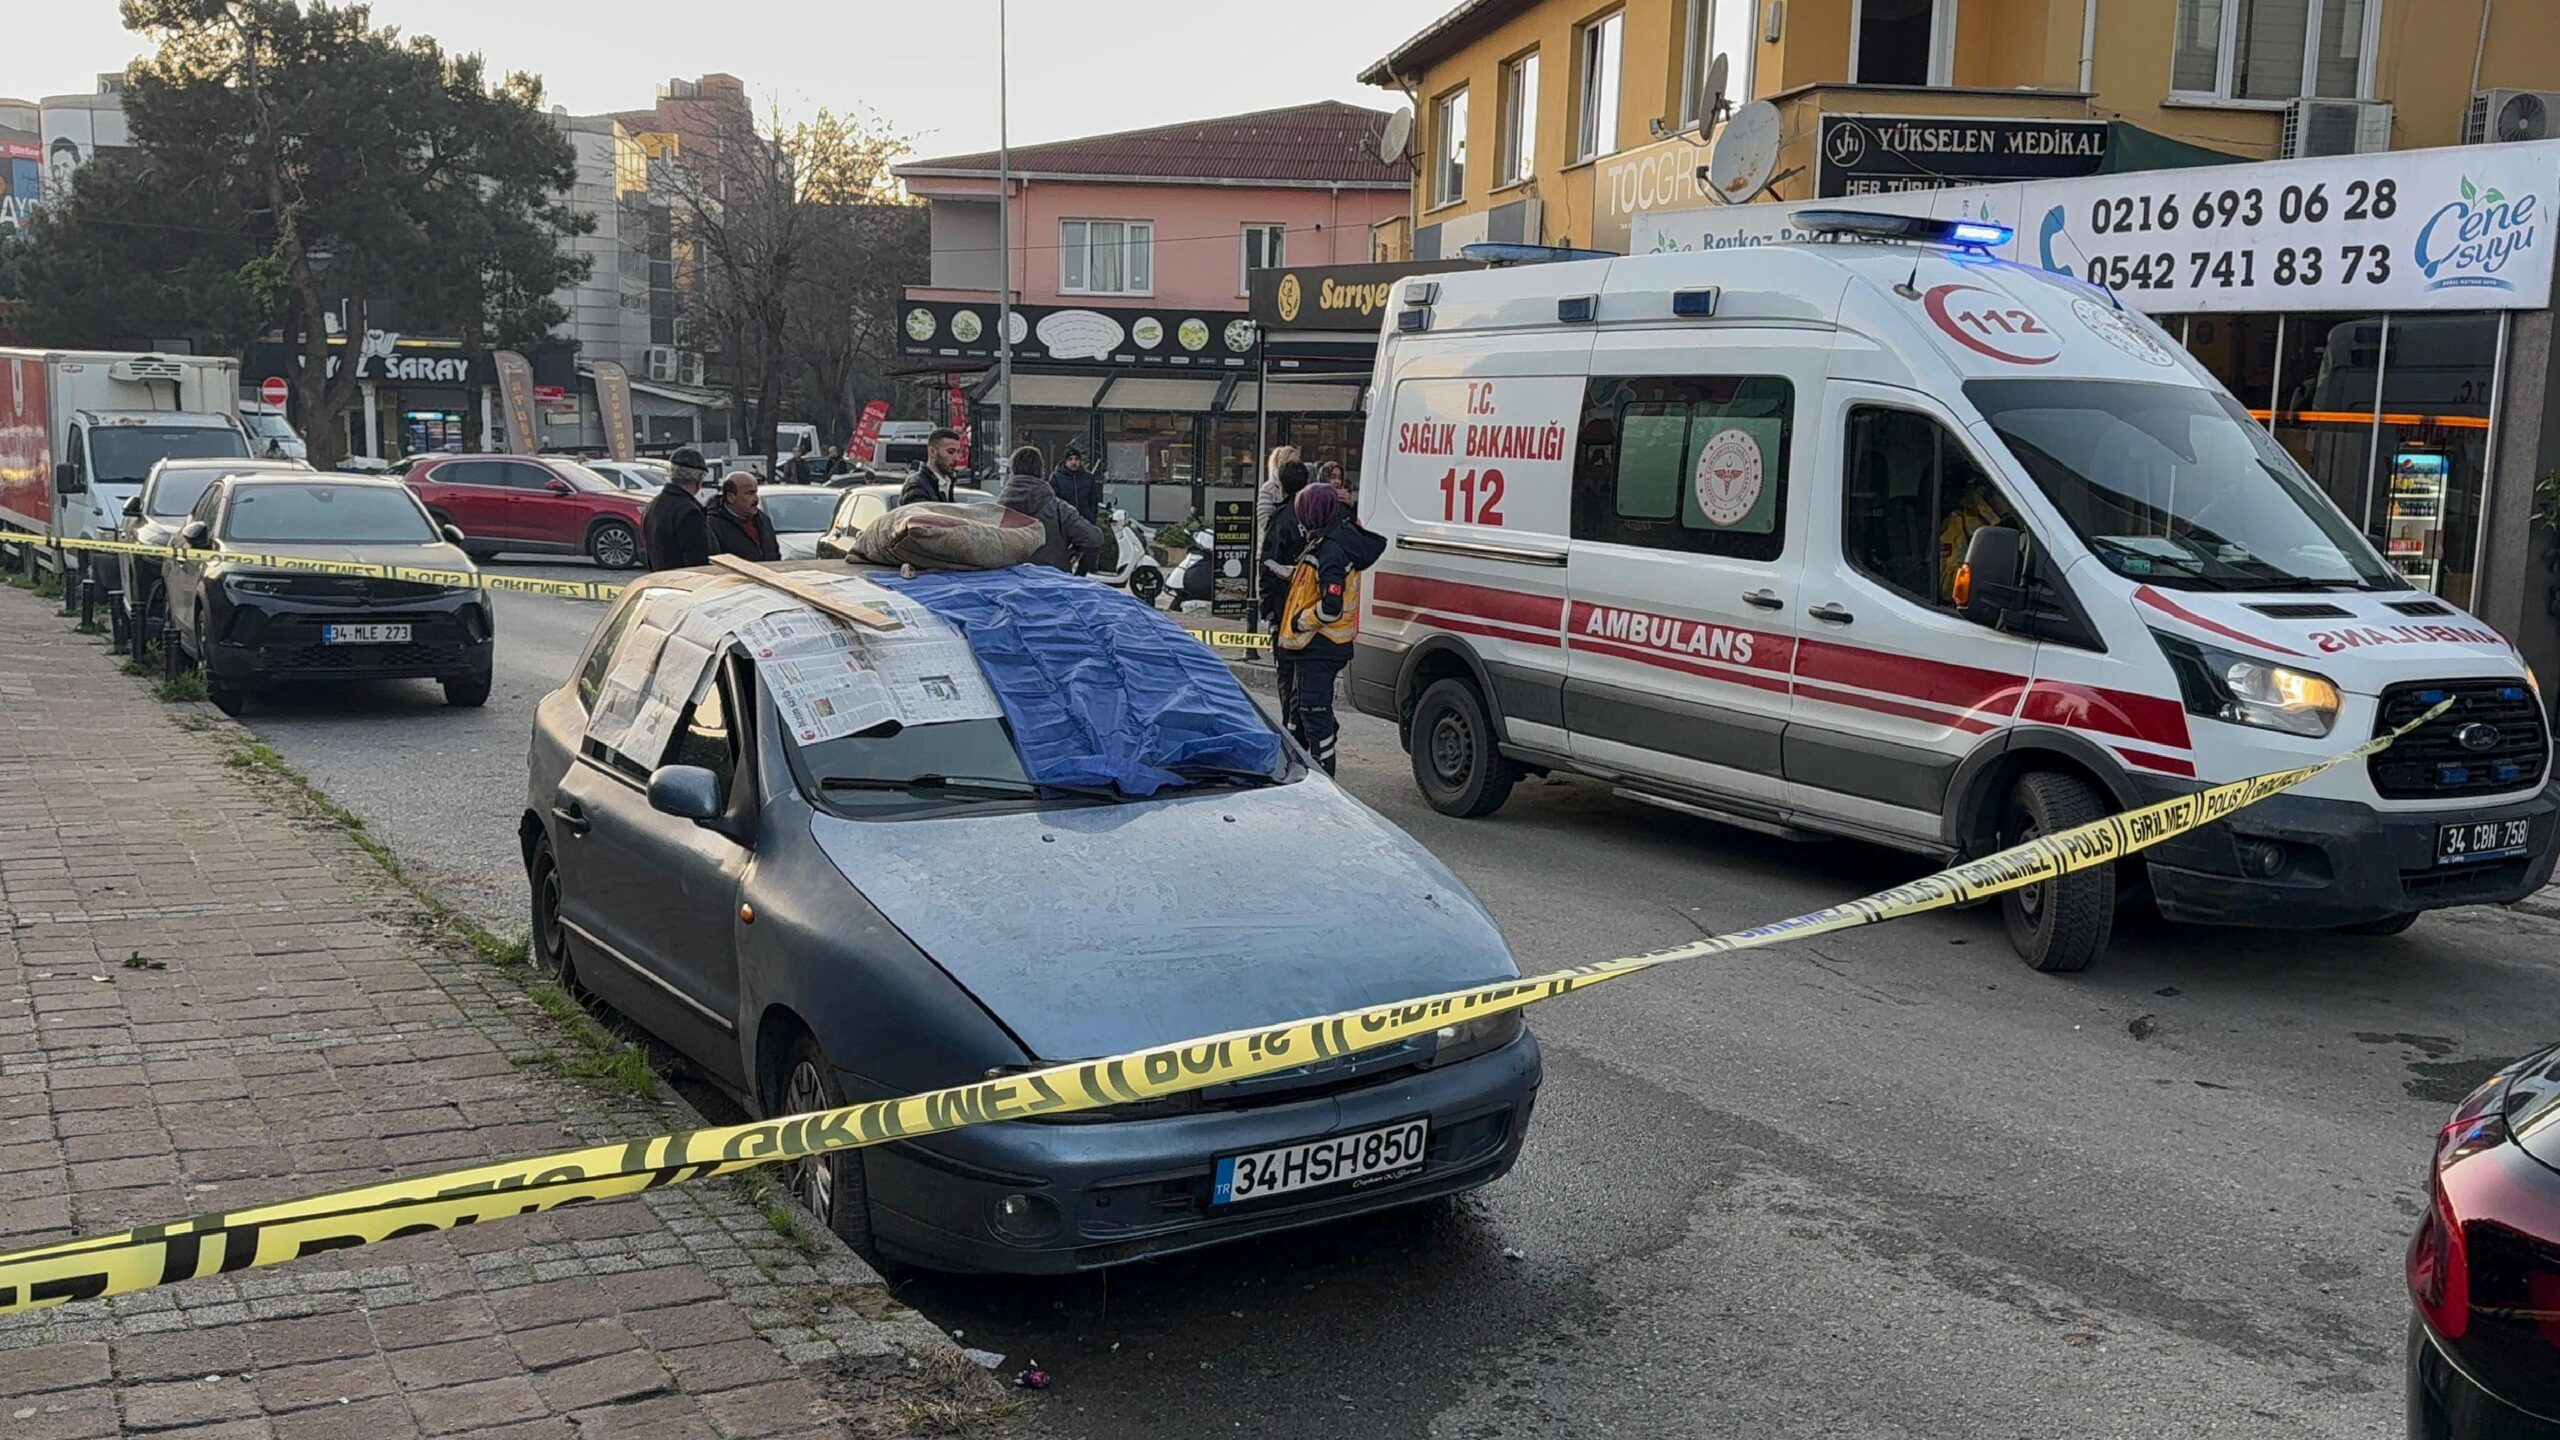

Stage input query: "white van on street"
[{"left": 1349, "top": 216, "right": 2557, "bottom": 973}]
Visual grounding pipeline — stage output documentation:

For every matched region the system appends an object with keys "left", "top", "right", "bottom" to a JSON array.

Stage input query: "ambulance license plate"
[
  {"left": 322, "top": 623, "right": 410, "bottom": 645},
  {"left": 1212, "top": 1118, "right": 1428, "bottom": 1206},
  {"left": 2436, "top": 817, "right": 2532, "bottom": 866}
]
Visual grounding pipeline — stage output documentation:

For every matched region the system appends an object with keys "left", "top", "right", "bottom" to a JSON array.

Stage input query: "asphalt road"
[{"left": 231, "top": 556, "right": 2560, "bottom": 1439}]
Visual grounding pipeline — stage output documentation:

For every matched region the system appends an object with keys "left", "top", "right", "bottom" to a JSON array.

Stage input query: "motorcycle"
[{"left": 1087, "top": 508, "right": 1165, "bottom": 604}]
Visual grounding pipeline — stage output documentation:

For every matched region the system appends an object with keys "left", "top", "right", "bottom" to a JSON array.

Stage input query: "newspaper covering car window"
[{"left": 581, "top": 574, "right": 1002, "bottom": 759}]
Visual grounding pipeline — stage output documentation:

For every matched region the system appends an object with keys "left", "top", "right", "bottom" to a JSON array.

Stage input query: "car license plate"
[
  {"left": 2437, "top": 817, "right": 2532, "bottom": 866},
  {"left": 322, "top": 623, "right": 410, "bottom": 645},
  {"left": 1212, "top": 1118, "right": 1428, "bottom": 1206}
]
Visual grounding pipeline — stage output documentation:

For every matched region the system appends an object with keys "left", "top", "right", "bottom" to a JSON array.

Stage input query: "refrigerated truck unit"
[{"left": 0, "top": 350, "right": 252, "bottom": 580}]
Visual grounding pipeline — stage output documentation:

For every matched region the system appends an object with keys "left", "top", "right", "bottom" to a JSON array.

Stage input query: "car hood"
[
  {"left": 2504, "top": 1043, "right": 2560, "bottom": 1175},
  {"left": 2121, "top": 581, "right": 2525, "bottom": 693},
  {"left": 215, "top": 540, "right": 477, "bottom": 571},
  {"left": 808, "top": 781, "right": 1519, "bottom": 1060}
]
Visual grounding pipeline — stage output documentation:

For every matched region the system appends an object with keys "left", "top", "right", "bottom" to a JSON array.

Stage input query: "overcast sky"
[{"left": 3, "top": 0, "right": 1446, "bottom": 157}]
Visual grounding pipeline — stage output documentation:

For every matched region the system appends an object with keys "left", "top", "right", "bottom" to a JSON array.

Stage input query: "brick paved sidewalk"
[{"left": 0, "top": 592, "right": 1009, "bottom": 1438}]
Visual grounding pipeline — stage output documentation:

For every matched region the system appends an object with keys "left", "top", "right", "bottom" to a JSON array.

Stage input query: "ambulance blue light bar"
[{"left": 1796, "top": 210, "right": 2014, "bottom": 250}]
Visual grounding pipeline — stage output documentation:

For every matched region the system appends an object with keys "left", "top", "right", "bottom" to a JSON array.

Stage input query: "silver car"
[{"left": 520, "top": 561, "right": 1540, "bottom": 1273}]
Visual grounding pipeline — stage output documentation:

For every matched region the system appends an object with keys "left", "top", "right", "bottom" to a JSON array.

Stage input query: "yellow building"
[{"left": 1362, "top": 0, "right": 2560, "bottom": 257}]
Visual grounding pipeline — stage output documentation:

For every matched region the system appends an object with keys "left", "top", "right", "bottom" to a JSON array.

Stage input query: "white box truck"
[{"left": 0, "top": 350, "right": 253, "bottom": 586}]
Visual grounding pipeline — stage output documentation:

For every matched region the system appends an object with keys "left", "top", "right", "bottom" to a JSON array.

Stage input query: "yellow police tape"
[
  {"left": 0, "top": 701, "right": 2442, "bottom": 1314},
  {"left": 1, "top": 530, "right": 1276, "bottom": 648}
]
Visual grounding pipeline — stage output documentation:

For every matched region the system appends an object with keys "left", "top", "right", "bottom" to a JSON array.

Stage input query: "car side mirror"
[
  {"left": 178, "top": 521, "right": 212, "bottom": 550},
  {"left": 122, "top": 496, "right": 143, "bottom": 519},
  {"left": 546, "top": 477, "right": 574, "bottom": 494},
  {"left": 1956, "top": 525, "right": 2027, "bottom": 628},
  {"left": 441, "top": 524, "right": 467, "bottom": 547},
  {"left": 647, "top": 764, "right": 726, "bottom": 823},
  {"left": 53, "top": 462, "right": 78, "bottom": 495}
]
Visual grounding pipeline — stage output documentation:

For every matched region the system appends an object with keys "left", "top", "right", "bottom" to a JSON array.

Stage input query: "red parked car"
[
  {"left": 403, "top": 454, "right": 647, "bottom": 568},
  {"left": 2408, "top": 1042, "right": 2560, "bottom": 1438}
]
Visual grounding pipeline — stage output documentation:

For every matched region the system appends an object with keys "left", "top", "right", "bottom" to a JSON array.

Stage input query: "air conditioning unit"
[
  {"left": 2282, "top": 98, "right": 2392, "bottom": 159},
  {"left": 2465, "top": 88, "right": 2560, "bottom": 145},
  {"left": 644, "top": 346, "right": 677, "bottom": 382},
  {"left": 681, "top": 353, "right": 705, "bottom": 387},
  {"left": 108, "top": 356, "right": 188, "bottom": 383}
]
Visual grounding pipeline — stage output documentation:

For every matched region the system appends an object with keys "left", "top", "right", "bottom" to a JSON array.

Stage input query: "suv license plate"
[
  {"left": 322, "top": 623, "right": 410, "bottom": 645},
  {"left": 1212, "top": 1118, "right": 1428, "bottom": 1206},
  {"left": 2437, "top": 818, "right": 2531, "bottom": 866}
]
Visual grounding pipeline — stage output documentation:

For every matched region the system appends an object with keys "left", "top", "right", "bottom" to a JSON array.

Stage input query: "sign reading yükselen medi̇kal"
[
  {"left": 1635, "top": 138, "right": 2560, "bottom": 315},
  {"left": 1816, "top": 114, "right": 2111, "bottom": 197}
]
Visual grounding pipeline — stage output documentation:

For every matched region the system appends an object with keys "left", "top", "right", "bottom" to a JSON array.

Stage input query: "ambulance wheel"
[
  {"left": 1998, "top": 771, "right": 2115, "bottom": 974},
  {"left": 1412, "top": 678, "right": 1516, "bottom": 819}
]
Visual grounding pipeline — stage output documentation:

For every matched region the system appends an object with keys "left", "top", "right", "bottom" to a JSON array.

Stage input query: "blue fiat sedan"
[{"left": 521, "top": 561, "right": 1540, "bottom": 1272}]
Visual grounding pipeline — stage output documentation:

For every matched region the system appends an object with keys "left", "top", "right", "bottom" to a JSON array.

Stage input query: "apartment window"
[
  {"left": 1240, "top": 223, "right": 1285, "bottom": 294},
  {"left": 2172, "top": 0, "right": 2375, "bottom": 102},
  {"left": 1432, "top": 86, "right": 1468, "bottom": 206},
  {"left": 1498, "top": 51, "right": 1539, "bottom": 185},
  {"left": 1680, "top": 0, "right": 1755, "bottom": 128},
  {"left": 1577, "top": 11, "right": 1624, "bottom": 161},
  {"left": 1060, "top": 219, "right": 1154, "bottom": 296},
  {"left": 1852, "top": 0, "right": 1955, "bottom": 88}
]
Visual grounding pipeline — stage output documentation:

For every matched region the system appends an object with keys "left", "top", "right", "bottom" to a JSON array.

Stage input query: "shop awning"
[
  {"left": 2097, "top": 121, "right": 2247, "bottom": 174},
  {"left": 1229, "top": 380, "right": 1366, "bottom": 414},
  {"left": 965, "top": 372, "right": 1109, "bottom": 410},
  {"left": 1096, "top": 376, "right": 1225, "bottom": 412}
]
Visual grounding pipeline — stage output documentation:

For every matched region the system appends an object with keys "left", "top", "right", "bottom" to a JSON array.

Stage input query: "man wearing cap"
[{"left": 643, "top": 447, "right": 713, "bottom": 571}]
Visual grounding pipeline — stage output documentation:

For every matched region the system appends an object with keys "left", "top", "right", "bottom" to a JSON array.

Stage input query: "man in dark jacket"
[
  {"left": 1048, "top": 447, "right": 1101, "bottom": 526},
  {"left": 897, "top": 428, "right": 968, "bottom": 507},
  {"left": 641, "top": 447, "right": 712, "bottom": 571},
  {"left": 1000, "top": 445, "right": 1104, "bottom": 571},
  {"left": 706, "top": 471, "right": 782, "bottom": 561}
]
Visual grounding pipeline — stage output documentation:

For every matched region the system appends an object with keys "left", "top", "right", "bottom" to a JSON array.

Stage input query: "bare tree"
[{"left": 664, "top": 105, "right": 916, "bottom": 463}]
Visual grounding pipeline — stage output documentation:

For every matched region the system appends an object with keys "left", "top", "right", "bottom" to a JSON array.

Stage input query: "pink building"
[{"left": 895, "top": 101, "right": 1408, "bottom": 521}]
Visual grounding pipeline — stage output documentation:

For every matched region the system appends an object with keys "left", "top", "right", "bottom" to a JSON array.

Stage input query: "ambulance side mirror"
[{"left": 1955, "top": 525, "right": 2027, "bottom": 628}]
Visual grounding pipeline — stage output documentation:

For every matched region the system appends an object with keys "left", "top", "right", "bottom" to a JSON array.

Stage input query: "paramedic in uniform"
[
  {"left": 1937, "top": 473, "right": 2013, "bottom": 603},
  {"left": 1275, "top": 483, "right": 1384, "bottom": 775}
]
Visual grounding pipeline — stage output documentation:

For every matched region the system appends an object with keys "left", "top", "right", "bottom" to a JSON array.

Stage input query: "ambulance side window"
[
  {"left": 1571, "top": 376, "right": 1791, "bottom": 561},
  {"left": 1840, "top": 406, "right": 2014, "bottom": 610}
]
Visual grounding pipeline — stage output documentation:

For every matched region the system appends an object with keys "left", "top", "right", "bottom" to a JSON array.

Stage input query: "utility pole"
[{"left": 996, "top": 0, "right": 1014, "bottom": 464}]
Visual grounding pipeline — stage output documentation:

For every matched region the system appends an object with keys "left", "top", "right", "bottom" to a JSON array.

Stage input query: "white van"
[{"left": 1349, "top": 215, "right": 2557, "bottom": 973}]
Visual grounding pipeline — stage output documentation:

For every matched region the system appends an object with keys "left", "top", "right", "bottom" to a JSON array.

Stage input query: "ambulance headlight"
[
  {"left": 2154, "top": 632, "right": 2340, "bottom": 737},
  {"left": 1428, "top": 1011, "right": 1524, "bottom": 1067}
]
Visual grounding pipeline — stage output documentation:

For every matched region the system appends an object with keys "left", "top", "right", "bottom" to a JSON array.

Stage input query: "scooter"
[
  {"left": 1168, "top": 527, "right": 1217, "bottom": 612},
  {"left": 1087, "top": 508, "right": 1165, "bottom": 604}
]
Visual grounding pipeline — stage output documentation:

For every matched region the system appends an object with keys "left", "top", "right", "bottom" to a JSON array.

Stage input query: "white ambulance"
[{"left": 1349, "top": 215, "right": 2557, "bottom": 973}]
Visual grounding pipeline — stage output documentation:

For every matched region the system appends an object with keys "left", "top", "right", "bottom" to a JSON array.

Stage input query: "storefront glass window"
[
  {"left": 2182, "top": 314, "right": 2279, "bottom": 416},
  {"left": 1211, "top": 418, "right": 1263, "bottom": 491},
  {"left": 1282, "top": 416, "right": 1365, "bottom": 489},
  {"left": 2376, "top": 313, "right": 2500, "bottom": 606},
  {"left": 1099, "top": 413, "right": 1197, "bottom": 524},
  {"left": 1013, "top": 412, "right": 1090, "bottom": 478},
  {"left": 2269, "top": 311, "right": 2385, "bottom": 522}
]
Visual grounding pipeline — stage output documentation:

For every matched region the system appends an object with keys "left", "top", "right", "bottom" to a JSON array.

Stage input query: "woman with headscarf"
[{"left": 1274, "top": 481, "right": 1384, "bottom": 776}]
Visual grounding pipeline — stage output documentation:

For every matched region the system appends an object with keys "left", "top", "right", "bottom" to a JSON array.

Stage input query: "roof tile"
[{"left": 899, "top": 100, "right": 1406, "bottom": 188}]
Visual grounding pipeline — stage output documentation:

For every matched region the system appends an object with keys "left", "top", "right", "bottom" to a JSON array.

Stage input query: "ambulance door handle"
[
  {"left": 1807, "top": 603, "right": 1855, "bottom": 625},
  {"left": 1742, "top": 589, "right": 1784, "bottom": 611}
]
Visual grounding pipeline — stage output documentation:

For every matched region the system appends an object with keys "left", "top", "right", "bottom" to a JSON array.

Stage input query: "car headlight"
[
  {"left": 224, "top": 574, "right": 296, "bottom": 596},
  {"left": 1427, "top": 1010, "right": 1524, "bottom": 1067},
  {"left": 2153, "top": 632, "right": 2340, "bottom": 737}
]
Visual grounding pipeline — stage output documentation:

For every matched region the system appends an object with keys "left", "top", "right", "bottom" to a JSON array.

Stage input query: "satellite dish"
[
  {"left": 1706, "top": 100, "right": 1782, "bottom": 205},
  {"left": 2497, "top": 91, "right": 2549, "bottom": 142},
  {"left": 1380, "top": 107, "right": 1415, "bottom": 165},
  {"left": 1699, "top": 53, "right": 1730, "bottom": 128}
]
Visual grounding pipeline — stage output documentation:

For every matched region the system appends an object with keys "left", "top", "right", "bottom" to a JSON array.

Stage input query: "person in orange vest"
[{"left": 1275, "top": 482, "right": 1383, "bottom": 775}]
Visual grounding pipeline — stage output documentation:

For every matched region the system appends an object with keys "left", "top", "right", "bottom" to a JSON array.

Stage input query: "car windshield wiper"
[
  {"left": 818, "top": 773, "right": 1124, "bottom": 804},
  {"left": 1171, "top": 763, "right": 1282, "bottom": 788}
]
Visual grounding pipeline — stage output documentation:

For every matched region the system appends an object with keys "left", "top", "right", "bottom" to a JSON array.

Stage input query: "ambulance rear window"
[{"left": 1572, "top": 375, "right": 1792, "bottom": 561}]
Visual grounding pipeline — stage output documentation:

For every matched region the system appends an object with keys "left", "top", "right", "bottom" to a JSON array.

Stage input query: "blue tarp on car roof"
[{"left": 877, "top": 566, "right": 1284, "bottom": 798}]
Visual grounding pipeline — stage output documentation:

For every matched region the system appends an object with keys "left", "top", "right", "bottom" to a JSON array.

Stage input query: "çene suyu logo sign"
[{"left": 2416, "top": 175, "right": 2541, "bottom": 293}]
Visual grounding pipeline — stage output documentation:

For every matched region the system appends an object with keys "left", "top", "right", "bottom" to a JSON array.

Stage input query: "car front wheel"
[
  {"left": 194, "top": 608, "right": 248, "bottom": 716},
  {"left": 587, "top": 520, "right": 640, "bottom": 569},
  {"left": 779, "top": 1033, "right": 878, "bottom": 1262},
  {"left": 443, "top": 674, "right": 492, "bottom": 708},
  {"left": 1998, "top": 771, "right": 2116, "bottom": 974}
]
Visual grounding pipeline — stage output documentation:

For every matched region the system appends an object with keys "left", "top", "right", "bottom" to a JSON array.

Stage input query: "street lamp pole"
[{"left": 995, "top": 0, "right": 1014, "bottom": 465}]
